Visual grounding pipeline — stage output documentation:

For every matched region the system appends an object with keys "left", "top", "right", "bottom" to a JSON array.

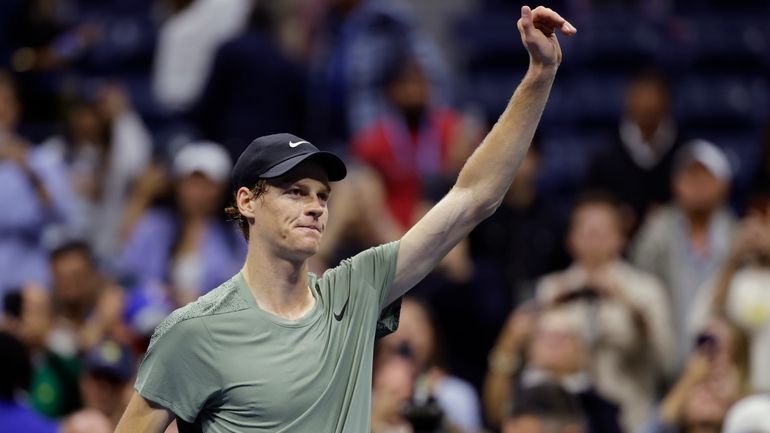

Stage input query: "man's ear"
[{"left": 236, "top": 186, "right": 258, "bottom": 219}]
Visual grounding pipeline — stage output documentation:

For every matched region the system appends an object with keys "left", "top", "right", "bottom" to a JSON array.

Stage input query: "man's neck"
[{"left": 241, "top": 245, "right": 315, "bottom": 320}]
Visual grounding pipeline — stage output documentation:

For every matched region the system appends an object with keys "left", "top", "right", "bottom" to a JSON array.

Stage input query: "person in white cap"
[
  {"left": 631, "top": 139, "right": 738, "bottom": 370},
  {"left": 116, "top": 142, "right": 246, "bottom": 305}
]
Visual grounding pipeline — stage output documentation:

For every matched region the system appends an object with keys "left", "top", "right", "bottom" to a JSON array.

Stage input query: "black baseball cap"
[{"left": 232, "top": 133, "right": 347, "bottom": 190}]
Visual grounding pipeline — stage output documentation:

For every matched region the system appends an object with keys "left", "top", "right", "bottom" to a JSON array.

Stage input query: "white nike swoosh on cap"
[{"left": 289, "top": 140, "right": 310, "bottom": 148}]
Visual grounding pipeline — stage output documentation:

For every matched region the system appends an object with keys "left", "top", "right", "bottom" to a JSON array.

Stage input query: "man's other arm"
[
  {"left": 114, "top": 392, "right": 174, "bottom": 433},
  {"left": 386, "top": 6, "right": 576, "bottom": 304}
]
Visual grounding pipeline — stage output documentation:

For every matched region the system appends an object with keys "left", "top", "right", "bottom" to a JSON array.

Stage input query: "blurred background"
[{"left": 0, "top": 0, "right": 769, "bottom": 432}]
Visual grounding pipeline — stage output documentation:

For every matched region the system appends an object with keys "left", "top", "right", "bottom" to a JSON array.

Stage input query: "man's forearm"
[{"left": 455, "top": 65, "right": 557, "bottom": 216}]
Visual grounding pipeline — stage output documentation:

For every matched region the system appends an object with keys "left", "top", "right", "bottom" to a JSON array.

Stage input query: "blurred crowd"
[{"left": 1, "top": 0, "right": 769, "bottom": 432}]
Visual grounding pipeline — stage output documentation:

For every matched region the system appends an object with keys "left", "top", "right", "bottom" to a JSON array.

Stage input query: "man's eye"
[{"left": 288, "top": 188, "right": 304, "bottom": 196}]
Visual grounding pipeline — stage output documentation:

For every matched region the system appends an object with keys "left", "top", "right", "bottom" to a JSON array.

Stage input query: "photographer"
[
  {"left": 484, "top": 305, "right": 622, "bottom": 433},
  {"left": 375, "top": 297, "right": 481, "bottom": 433},
  {"left": 535, "top": 192, "right": 675, "bottom": 431},
  {"left": 639, "top": 315, "right": 750, "bottom": 433}
]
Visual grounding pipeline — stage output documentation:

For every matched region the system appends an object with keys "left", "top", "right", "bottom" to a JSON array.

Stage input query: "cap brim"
[{"left": 259, "top": 151, "right": 347, "bottom": 181}]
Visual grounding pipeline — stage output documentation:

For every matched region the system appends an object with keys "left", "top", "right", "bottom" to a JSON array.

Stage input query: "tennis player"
[{"left": 115, "top": 5, "right": 576, "bottom": 432}]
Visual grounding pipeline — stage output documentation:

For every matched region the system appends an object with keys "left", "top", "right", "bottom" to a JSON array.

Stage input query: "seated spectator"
[
  {"left": 503, "top": 383, "right": 586, "bottom": 433},
  {"left": 2, "top": 285, "right": 82, "bottom": 418},
  {"left": 631, "top": 139, "right": 737, "bottom": 369},
  {"left": 371, "top": 355, "right": 418, "bottom": 433},
  {"left": 0, "top": 331, "right": 59, "bottom": 433},
  {"left": 50, "top": 241, "right": 127, "bottom": 353},
  {"left": 0, "top": 70, "right": 78, "bottom": 300},
  {"left": 378, "top": 297, "right": 482, "bottom": 433},
  {"left": 41, "top": 85, "right": 152, "bottom": 260},
  {"left": 352, "top": 52, "right": 479, "bottom": 229},
  {"left": 118, "top": 142, "right": 246, "bottom": 305},
  {"left": 639, "top": 315, "right": 750, "bottom": 433},
  {"left": 536, "top": 192, "right": 676, "bottom": 431},
  {"left": 72, "top": 339, "right": 134, "bottom": 428},
  {"left": 484, "top": 305, "right": 623, "bottom": 433},
  {"left": 586, "top": 69, "right": 685, "bottom": 234},
  {"left": 690, "top": 205, "right": 770, "bottom": 391}
]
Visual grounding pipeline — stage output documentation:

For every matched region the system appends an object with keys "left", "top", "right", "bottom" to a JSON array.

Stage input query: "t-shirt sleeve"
[
  {"left": 327, "top": 240, "right": 401, "bottom": 339},
  {"left": 134, "top": 317, "right": 220, "bottom": 423}
]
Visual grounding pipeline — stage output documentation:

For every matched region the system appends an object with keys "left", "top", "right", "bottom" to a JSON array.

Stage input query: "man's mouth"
[{"left": 296, "top": 225, "right": 322, "bottom": 233}]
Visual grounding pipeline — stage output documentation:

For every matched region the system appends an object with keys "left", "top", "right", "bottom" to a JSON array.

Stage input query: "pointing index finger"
[{"left": 530, "top": 6, "right": 577, "bottom": 35}]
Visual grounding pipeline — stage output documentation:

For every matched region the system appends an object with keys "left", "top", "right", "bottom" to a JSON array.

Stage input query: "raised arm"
[{"left": 387, "top": 6, "right": 576, "bottom": 303}]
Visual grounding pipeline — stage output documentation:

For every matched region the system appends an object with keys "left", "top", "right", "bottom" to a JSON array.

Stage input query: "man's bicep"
[
  {"left": 387, "top": 189, "right": 478, "bottom": 303},
  {"left": 115, "top": 392, "right": 175, "bottom": 433}
]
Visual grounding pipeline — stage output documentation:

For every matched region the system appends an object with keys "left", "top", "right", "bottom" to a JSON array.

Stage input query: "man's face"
[
  {"left": 176, "top": 172, "right": 226, "bottom": 218},
  {"left": 529, "top": 312, "right": 585, "bottom": 375},
  {"left": 674, "top": 163, "right": 728, "bottom": 214},
  {"left": 249, "top": 161, "right": 331, "bottom": 261},
  {"left": 387, "top": 61, "right": 430, "bottom": 117},
  {"left": 567, "top": 204, "right": 624, "bottom": 265},
  {"left": 625, "top": 79, "right": 669, "bottom": 132},
  {"left": 51, "top": 250, "right": 99, "bottom": 308}
]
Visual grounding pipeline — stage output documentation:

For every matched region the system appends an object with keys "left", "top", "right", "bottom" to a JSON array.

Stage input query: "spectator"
[
  {"left": 484, "top": 305, "right": 623, "bottom": 433},
  {"left": 502, "top": 383, "right": 586, "bottom": 433},
  {"left": 50, "top": 241, "right": 127, "bottom": 353},
  {"left": 379, "top": 297, "right": 482, "bottom": 433},
  {"left": 73, "top": 339, "right": 134, "bottom": 428},
  {"left": 640, "top": 316, "right": 750, "bottom": 433},
  {"left": 536, "top": 192, "right": 676, "bottom": 431},
  {"left": 2, "top": 285, "right": 82, "bottom": 418},
  {"left": 586, "top": 69, "right": 685, "bottom": 234},
  {"left": 41, "top": 85, "right": 152, "bottom": 260},
  {"left": 153, "top": 0, "right": 252, "bottom": 113},
  {"left": 193, "top": 2, "right": 308, "bottom": 160},
  {"left": 0, "top": 70, "right": 78, "bottom": 299},
  {"left": 117, "top": 142, "right": 245, "bottom": 305},
  {"left": 631, "top": 139, "right": 737, "bottom": 368},
  {"left": 0, "top": 331, "right": 59, "bottom": 433},
  {"left": 304, "top": 0, "right": 450, "bottom": 147},
  {"left": 371, "top": 355, "right": 418, "bottom": 433},
  {"left": 690, "top": 206, "right": 770, "bottom": 391},
  {"left": 352, "top": 52, "right": 478, "bottom": 229}
]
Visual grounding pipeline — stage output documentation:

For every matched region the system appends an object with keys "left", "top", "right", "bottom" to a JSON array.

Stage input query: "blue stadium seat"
[{"left": 674, "top": 74, "right": 769, "bottom": 130}]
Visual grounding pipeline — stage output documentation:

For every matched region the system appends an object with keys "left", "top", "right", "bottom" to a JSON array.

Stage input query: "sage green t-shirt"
[{"left": 135, "top": 241, "right": 401, "bottom": 433}]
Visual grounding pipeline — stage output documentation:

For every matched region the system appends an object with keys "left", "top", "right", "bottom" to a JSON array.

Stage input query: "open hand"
[{"left": 517, "top": 5, "right": 576, "bottom": 69}]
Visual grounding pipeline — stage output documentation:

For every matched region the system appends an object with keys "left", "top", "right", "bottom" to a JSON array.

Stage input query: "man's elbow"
[{"left": 449, "top": 186, "right": 501, "bottom": 222}]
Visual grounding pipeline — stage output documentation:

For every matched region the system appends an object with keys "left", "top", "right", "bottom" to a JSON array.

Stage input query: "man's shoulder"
[{"left": 148, "top": 275, "right": 249, "bottom": 348}]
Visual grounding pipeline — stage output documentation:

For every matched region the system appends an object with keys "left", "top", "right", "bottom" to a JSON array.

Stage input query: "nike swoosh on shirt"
[
  {"left": 334, "top": 297, "right": 349, "bottom": 321},
  {"left": 289, "top": 140, "right": 309, "bottom": 148}
]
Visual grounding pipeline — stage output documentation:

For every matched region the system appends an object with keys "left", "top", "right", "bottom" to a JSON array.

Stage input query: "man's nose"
[{"left": 305, "top": 198, "right": 325, "bottom": 218}]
